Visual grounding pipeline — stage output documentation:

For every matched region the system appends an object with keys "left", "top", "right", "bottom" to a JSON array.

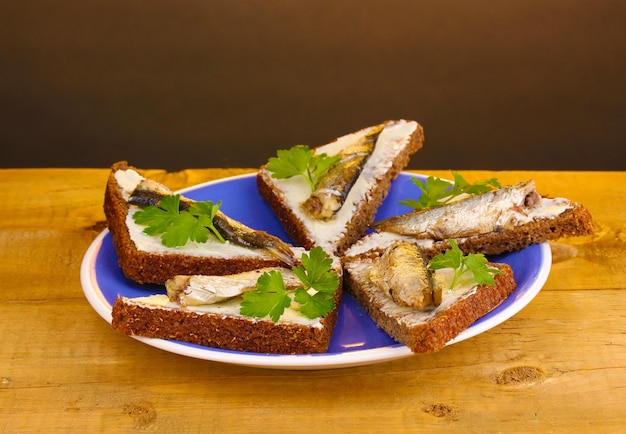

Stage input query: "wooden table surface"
[{"left": 1, "top": 167, "right": 624, "bottom": 432}]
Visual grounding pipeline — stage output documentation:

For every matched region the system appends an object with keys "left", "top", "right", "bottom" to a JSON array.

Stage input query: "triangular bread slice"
[
  {"left": 342, "top": 243, "right": 517, "bottom": 353},
  {"left": 256, "top": 119, "right": 424, "bottom": 256},
  {"left": 111, "top": 250, "right": 343, "bottom": 354},
  {"left": 104, "top": 161, "right": 298, "bottom": 285},
  {"left": 346, "top": 178, "right": 594, "bottom": 260}
]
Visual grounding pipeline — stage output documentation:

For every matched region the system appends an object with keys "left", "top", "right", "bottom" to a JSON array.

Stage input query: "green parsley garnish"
[
  {"left": 132, "top": 194, "right": 225, "bottom": 247},
  {"left": 265, "top": 145, "right": 342, "bottom": 191},
  {"left": 240, "top": 246, "right": 339, "bottom": 322},
  {"left": 427, "top": 239, "right": 502, "bottom": 290},
  {"left": 400, "top": 171, "right": 500, "bottom": 210},
  {"left": 238, "top": 271, "right": 293, "bottom": 323}
]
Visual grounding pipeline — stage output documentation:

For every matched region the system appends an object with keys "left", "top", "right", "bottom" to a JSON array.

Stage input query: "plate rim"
[{"left": 80, "top": 172, "right": 552, "bottom": 370}]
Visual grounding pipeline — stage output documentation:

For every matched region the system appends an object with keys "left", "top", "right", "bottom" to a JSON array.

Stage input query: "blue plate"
[{"left": 81, "top": 173, "right": 551, "bottom": 369}]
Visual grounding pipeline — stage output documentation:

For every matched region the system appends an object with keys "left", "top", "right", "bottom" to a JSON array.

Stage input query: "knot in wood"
[{"left": 494, "top": 366, "right": 545, "bottom": 385}]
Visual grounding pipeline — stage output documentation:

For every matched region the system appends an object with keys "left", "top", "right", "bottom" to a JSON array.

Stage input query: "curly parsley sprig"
[
  {"left": 240, "top": 246, "right": 339, "bottom": 322},
  {"left": 265, "top": 145, "right": 341, "bottom": 191},
  {"left": 400, "top": 171, "right": 500, "bottom": 210},
  {"left": 427, "top": 240, "right": 502, "bottom": 290},
  {"left": 132, "top": 195, "right": 225, "bottom": 247}
]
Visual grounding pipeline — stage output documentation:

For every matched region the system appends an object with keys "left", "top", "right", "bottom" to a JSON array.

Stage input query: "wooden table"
[{"left": 1, "top": 167, "right": 624, "bottom": 432}]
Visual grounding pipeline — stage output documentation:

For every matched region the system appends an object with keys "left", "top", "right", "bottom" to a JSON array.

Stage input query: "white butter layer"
[
  {"left": 123, "top": 294, "right": 324, "bottom": 328},
  {"left": 115, "top": 168, "right": 278, "bottom": 259},
  {"left": 126, "top": 208, "right": 275, "bottom": 258},
  {"left": 114, "top": 168, "right": 144, "bottom": 200}
]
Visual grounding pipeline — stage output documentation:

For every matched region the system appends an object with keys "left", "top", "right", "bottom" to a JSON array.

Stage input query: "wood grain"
[{"left": 1, "top": 168, "right": 624, "bottom": 432}]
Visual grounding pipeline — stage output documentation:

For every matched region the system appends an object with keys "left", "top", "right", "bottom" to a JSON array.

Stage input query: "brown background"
[{"left": 1, "top": 0, "right": 624, "bottom": 171}]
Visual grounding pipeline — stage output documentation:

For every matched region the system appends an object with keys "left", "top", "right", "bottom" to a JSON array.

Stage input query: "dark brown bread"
[
  {"left": 343, "top": 258, "right": 516, "bottom": 353},
  {"left": 104, "top": 161, "right": 288, "bottom": 285},
  {"left": 345, "top": 202, "right": 594, "bottom": 262},
  {"left": 111, "top": 276, "right": 343, "bottom": 354},
  {"left": 256, "top": 120, "right": 424, "bottom": 256}
]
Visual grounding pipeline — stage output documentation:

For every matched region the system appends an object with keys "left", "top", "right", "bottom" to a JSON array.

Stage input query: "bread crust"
[
  {"left": 343, "top": 259, "right": 516, "bottom": 353},
  {"left": 256, "top": 120, "right": 424, "bottom": 255},
  {"left": 104, "top": 161, "right": 287, "bottom": 285}
]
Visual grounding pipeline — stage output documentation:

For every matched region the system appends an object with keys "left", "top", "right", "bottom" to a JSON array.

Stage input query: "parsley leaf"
[
  {"left": 266, "top": 145, "right": 341, "bottom": 191},
  {"left": 427, "top": 239, "right": 463, "bottom": 271},
  {"left": 132, "top": 195, "right": 225, "bottom": 247},
  {"left": 428, "top": 239, "right": 502, "bottom": 290},
  {"left": 240, "top": 271, "right": 292, "bottom": 322},
  {"left": 160, "top": 211, "right": 210, "bottom": 247},
  {"left": 239, "top": 246, "right": 339, "bottom": 322},
  {"left": 132, "top": 194, "right": 182, "bottom": 237},
  {"left": 400, "top": 171, "right": 500, "bottom": 210},
  {"left": 188, "top": 201, "right": 225, "bottom": 243},
  {"left": 292, "top": 245, "right": 339, "bottom": 293},
  {"left": 294, "top": 288, "right": 336, "bottom": 320}
]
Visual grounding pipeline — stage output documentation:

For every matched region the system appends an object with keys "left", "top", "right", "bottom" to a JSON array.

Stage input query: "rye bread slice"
[
  {"left": 111, "top": 266, "right": 343, "bottom": 355},
  {"left": 343, "top": 256, "right": 516, "bottom": 353},
  {"left": 111, "top": 249, "right": 344, "bottom": 355},
  {"left": 256, "top": 119, "right": 424, "bottom": 256},
  {"left": 104, "top": 161, "right": 292, "bottom": 285},
  {"left": 344, "top": 200, "right": 594, "bottom": 261}
]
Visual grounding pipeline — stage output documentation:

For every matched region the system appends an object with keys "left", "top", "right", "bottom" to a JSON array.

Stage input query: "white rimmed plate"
[{"left": 81, "top": 172, "right": 551, "bottom": 370}]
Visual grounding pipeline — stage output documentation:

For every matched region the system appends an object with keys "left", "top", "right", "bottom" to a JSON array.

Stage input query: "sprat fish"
[
  {"left": 128, "top": 179, "right": 296, "bottom": 266},
  {"left": 368, "top": 240, "right": 442, "bottom": 310},
  {"left": 166, "top": 268, "right": 301, "bottom": 306},
  {"left": 300, "top": 124, "right": 384, "bottom": 220},
  {"left": 371, "top": 180, "right": 539, "bottom": 240}
]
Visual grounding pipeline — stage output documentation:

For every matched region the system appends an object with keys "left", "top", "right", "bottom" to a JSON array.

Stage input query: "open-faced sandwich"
[
  {"left": 105, "top": 161, "right": 297, "bottom": 285},
  {"left": 112, "top": 246, "right": 343, "bottom": 354},
  {"left": 345, "top": 171, "right": 594, "bottom": 260},
  {"left": 257, "top": 119, "right": 424, "bottom": 256},
  {"left": 343, "top": 239, "right": 517, "bottom": 353}
]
